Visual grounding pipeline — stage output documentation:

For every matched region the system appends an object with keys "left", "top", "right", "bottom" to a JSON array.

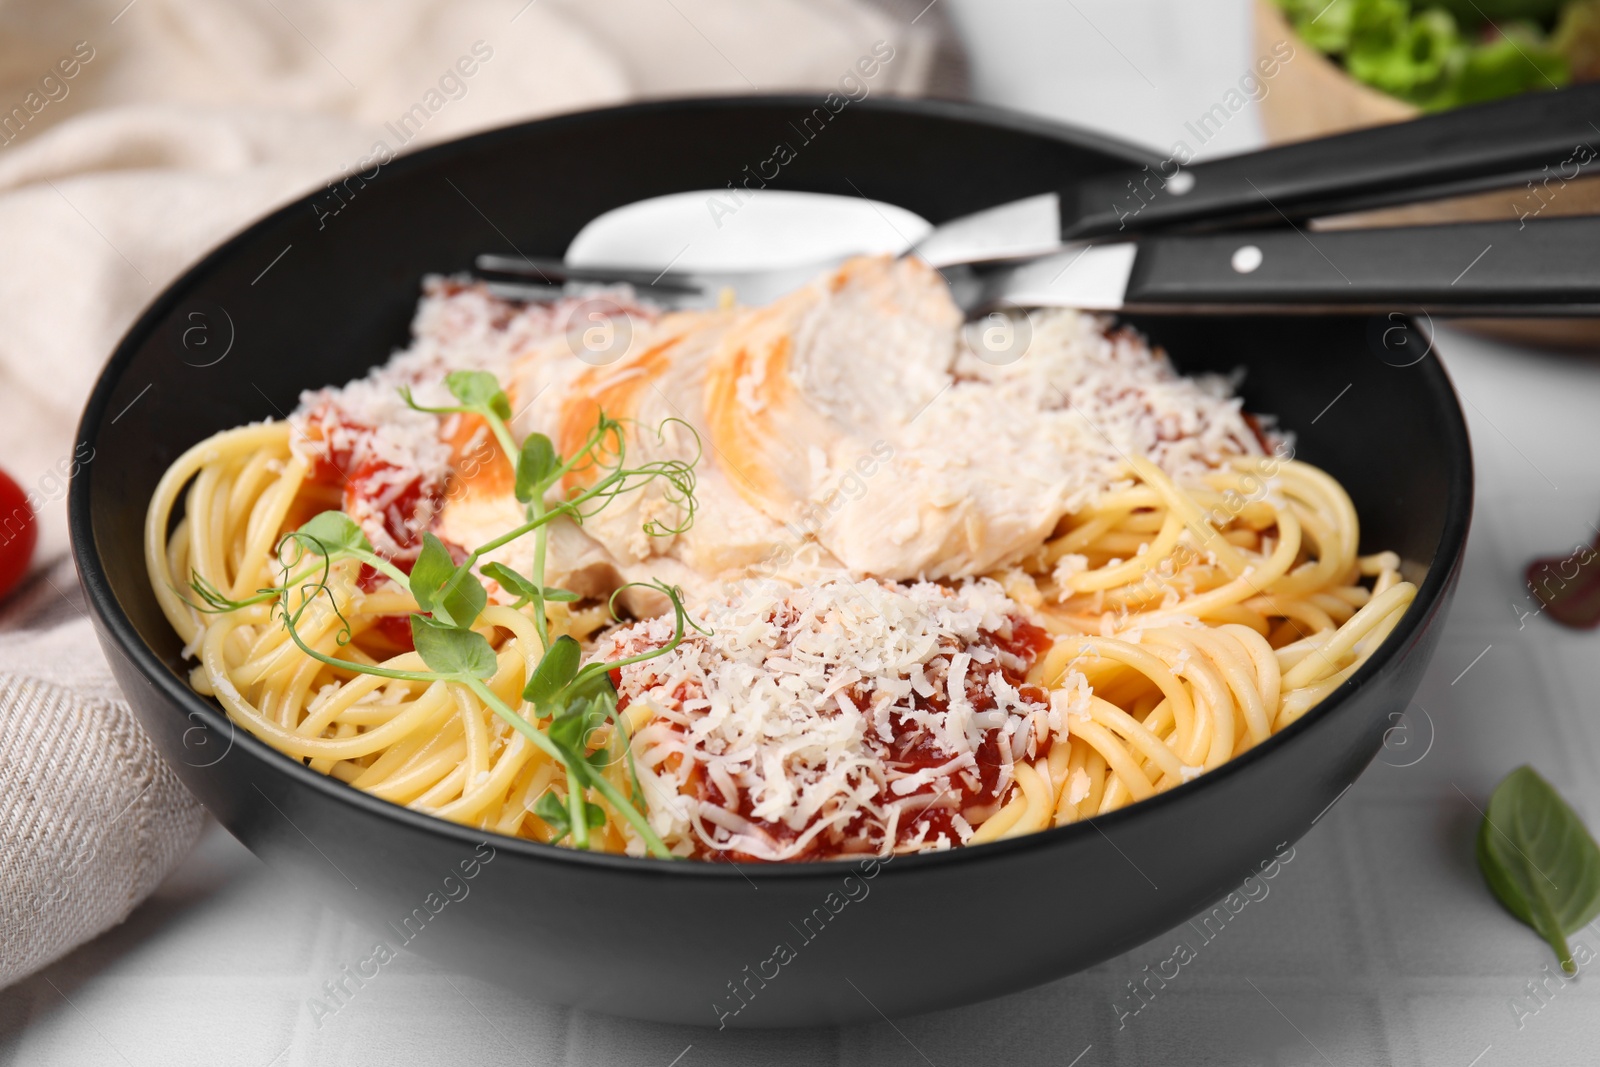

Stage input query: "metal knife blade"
[{"left": 946, "top": 243, "right": 1139, "bottom": 315}]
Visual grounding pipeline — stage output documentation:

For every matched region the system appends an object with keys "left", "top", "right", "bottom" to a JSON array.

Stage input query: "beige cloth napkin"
[{"left": 0, "top": 0, "right": 958, "bottom": 988}]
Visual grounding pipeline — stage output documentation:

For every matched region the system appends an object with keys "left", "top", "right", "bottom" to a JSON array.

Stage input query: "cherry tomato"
[{"left": 0, "top": 468, "right": 37, "bottom": 599}]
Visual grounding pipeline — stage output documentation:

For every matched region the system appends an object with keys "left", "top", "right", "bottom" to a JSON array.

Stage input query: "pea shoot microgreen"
[{"left": 190, "top": 371, "right": 703, "bottom": 858}]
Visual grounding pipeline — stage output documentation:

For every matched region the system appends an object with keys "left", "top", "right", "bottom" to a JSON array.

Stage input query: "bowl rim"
[{"left": 69, "top": 92, "right": 1475, "bottom": 882}]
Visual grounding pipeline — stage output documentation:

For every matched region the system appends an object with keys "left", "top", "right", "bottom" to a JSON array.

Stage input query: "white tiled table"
[{"left": 6, "top": 4, "right": 1600, "bottom": 1063}]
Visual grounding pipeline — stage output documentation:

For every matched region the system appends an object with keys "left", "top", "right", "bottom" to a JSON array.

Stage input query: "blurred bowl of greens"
[{"left": 1256, "top": 0, "right": 1600, "bottom": 347}]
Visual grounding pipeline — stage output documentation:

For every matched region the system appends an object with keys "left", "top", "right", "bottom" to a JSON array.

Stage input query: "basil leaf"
[
  {"left": 446, "top": 370, "right": 512, "bottom": 421},
  {"left": 436, "top": 565, "right": 487, "bottom": 629},
  {"left": 409, "top": 615, "right": 498, "bottom": 678},
  {"left": 1477, "top": 765, "right": 1600, "bottom": 973},
  {"left": 408, "top": 534, "right": 454, "bottom": 613},
  {"left": 296, "top": 511, "right": 372, "bottom": 555},
  {"left": 523, "top": 635, "right": 582, "bottom": 711},
  {"left": 515, "top": 432, "right": 558, "bottom": 503}
]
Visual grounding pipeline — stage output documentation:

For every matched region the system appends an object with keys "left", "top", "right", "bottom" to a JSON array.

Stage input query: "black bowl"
[{"left": 69, "top": 96, "right": 1472, "bottom": 1028}]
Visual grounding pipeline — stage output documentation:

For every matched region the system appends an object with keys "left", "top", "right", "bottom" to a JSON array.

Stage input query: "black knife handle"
[
  {"left": 1065, "top": 84, "right": 1600, "bottom": 242},
  {"left": 1123, "top": 215, "right": 1600, "bottom": 314}
]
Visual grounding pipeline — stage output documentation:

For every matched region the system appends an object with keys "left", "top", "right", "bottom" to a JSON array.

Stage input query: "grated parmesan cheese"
[{"left": 596, "top": 576, "right": 1071, "bottom": 861}]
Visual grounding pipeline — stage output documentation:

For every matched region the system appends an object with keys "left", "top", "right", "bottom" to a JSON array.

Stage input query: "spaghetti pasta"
[{"left": 145, "top": 263, "right": 1417, "bottom": 862}]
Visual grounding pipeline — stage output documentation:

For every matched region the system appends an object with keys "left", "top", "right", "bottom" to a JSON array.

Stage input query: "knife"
[
  {"left": 960, "top": 215, "right": 1600, "bottom": 316},
  {"left": 914, "top": 83, "right": 1600, "bottom": 269}
]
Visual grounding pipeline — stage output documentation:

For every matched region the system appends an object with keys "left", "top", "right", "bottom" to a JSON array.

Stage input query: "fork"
[
  {"left": 476, "top": 84, "right": 1600, "bottom": 317},
  {"left": 480, "top": 213, "right": 1600, "bottom": 318}
]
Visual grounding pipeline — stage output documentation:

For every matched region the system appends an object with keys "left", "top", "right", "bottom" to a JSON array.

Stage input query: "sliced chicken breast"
[{"left": 703, "top": 254, "right": 1261, "bottom": 580}]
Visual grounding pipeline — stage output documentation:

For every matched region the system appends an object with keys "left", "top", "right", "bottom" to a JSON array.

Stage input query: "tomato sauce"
[
  {"left": 300, "top": 407, "right": 454, "bottom": 653},
  {"left": 615, "top": 614, "right": 1054, "bottom": 863}
]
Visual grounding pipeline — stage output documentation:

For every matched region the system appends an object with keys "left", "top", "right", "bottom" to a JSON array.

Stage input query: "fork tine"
[
  {"left": 474, "top": 254, "right": 703, "bottom": 293},
  {"left": 480, "top": 281, "right": 571, "bottom": 303},
  {"left": 475, "top": 254, "right": 567, "bottom": 283},
  {"left": 478, "top": 278, "right": 707, "bottom": 309}
]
